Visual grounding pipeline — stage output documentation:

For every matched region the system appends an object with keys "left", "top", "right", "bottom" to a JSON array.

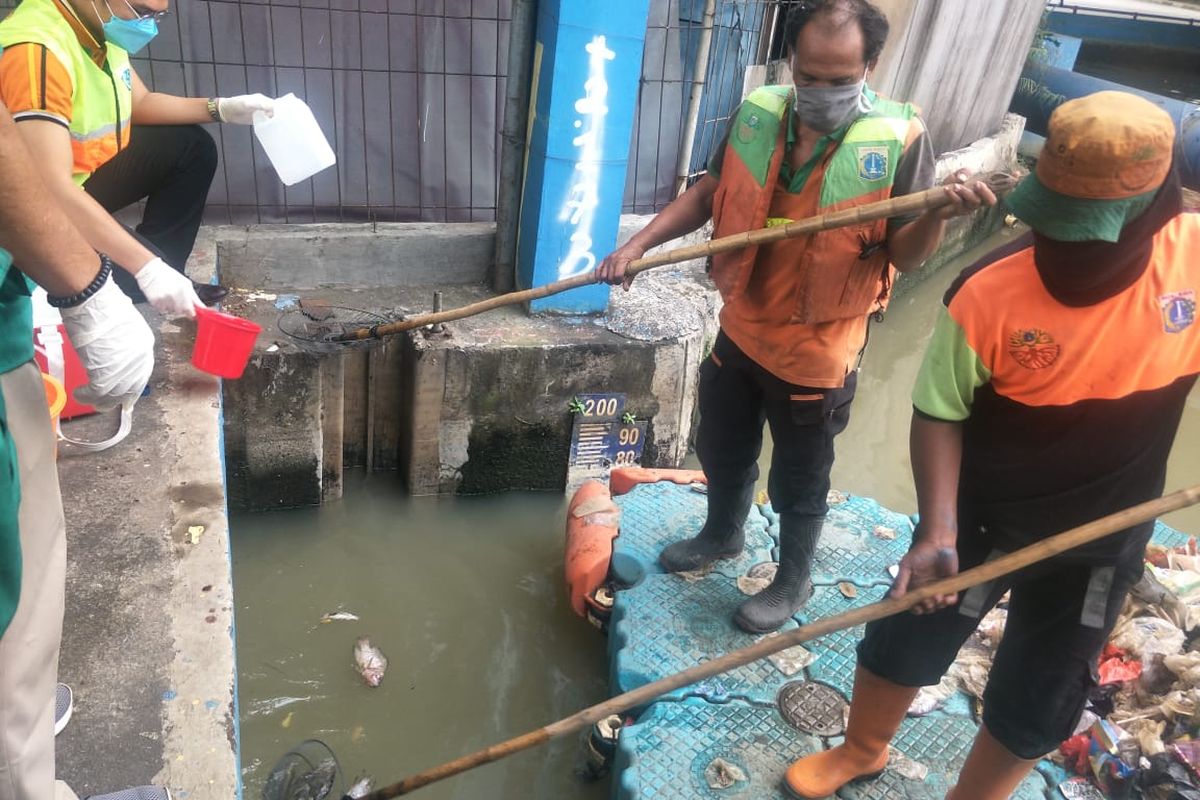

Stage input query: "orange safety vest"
[
  {"left": 711, "top": 85, "right": 919, "bottom": 325},
  {"left": 953, "top": 214, "right": 1200, "bottom": 408},
  {"left": 0, "top": 0, "right": 133, "bottom": 184}
]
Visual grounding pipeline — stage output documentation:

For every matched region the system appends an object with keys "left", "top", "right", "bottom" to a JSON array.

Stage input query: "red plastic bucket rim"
[{"left": 195, "top": 305, "right": 263, "bottom": 334}]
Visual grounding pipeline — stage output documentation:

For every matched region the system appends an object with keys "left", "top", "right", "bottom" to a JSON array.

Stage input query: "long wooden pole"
[
  {"left": 356, "top": 484, "right": 1200, "bottom": 799},
  {"left": 333, "top": 171, "right": 1020, "bottom": 343}
]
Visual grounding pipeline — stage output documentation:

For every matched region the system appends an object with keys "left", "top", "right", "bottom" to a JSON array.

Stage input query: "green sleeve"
[
  {"left": 0, "top": 387, "right": 21, "bottom": 639},
  {"left": 911, "top": 307, "right": 991, "bottom": 422}
]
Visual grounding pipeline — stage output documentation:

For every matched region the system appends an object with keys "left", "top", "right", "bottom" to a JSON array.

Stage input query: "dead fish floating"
[
  {"left": 354, "top": 636, "right": 388, "bottom": 687},
  {"left": 320, "top": 611, "right": 360, "bottom": 623},
  {"left": 346, "top": 775, "right": 374, "bottom": 798}
]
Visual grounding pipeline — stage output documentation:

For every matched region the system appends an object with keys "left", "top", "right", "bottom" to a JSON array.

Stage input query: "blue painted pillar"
[{"left": 516, "top": 0, "right": 652, "bottom": 314}]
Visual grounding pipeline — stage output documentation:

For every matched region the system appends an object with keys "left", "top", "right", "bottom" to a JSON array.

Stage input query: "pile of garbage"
[{"left": 909, "top": 537, "right": 1200, "bottom": 799}]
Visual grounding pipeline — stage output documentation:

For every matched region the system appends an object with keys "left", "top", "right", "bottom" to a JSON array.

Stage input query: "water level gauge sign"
[{"left": 568, "top": 393, "right": 645, "bottom": 468}]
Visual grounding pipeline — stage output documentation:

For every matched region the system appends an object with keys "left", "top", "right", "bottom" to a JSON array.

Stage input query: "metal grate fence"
[
  {"left": 624, "top": 0, "right": 781, "bottom": 214},
  {"left": 0, "top": 0, "right": 787, "bottom": 222},
  {"left": 143, "top": 0, "right": 514, "bottom": 224}
]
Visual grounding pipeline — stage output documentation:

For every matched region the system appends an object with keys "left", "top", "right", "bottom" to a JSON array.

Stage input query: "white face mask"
[{"left": 792, "top": 68, "right": 872, "bottom": 133}]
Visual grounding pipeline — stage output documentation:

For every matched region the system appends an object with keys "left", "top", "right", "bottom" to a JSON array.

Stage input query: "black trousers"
[
  {"left": 695, "top": 331, "right": 856, "bottom": 517},
  {"left": 857, "top": 526, "right": 1147, "bottom": 759},
  {"left": 83, "top": 124, "right": 217, "bottom": 303}
]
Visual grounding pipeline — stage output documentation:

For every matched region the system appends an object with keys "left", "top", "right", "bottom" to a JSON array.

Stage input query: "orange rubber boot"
[
  {"left": 784, "top": 666, "right": 919, "bottom": 799},
  {"left": 944, "top": 725, "right": 1039, "bottom": 800}
]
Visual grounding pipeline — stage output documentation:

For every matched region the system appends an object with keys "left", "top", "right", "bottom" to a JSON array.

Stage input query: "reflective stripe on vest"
[
  {"left": 0, "top": 0, "right": 131, "bottom": 183},
  {"left": 711, "top": 85, "right": 918, "bottom": 323}
]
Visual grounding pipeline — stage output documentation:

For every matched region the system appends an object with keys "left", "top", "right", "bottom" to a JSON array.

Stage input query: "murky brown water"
[
  {"left": 232, "top": 487, "right": 610, "bottom": 800},
  {"left": 233, "top": 226, "right": 1198, "bottom": 799}
]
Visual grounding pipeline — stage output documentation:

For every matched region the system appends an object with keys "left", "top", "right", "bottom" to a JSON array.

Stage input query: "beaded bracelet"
[{"left": 46, "top": 256, "right": 112, "bottom": 308}]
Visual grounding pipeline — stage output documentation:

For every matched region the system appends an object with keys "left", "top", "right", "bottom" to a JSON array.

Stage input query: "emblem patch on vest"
[
  {"left": 1159, "top": 290, "right": 1196, "bottom": 334},
  {"left": 857, "top": 146, "right": 888, "bottom": 181},
  {"left": 737, "top": 113, "right": 761, "bottom": 144},
  {"left": 1008, "top": 328, "right": 1060, "bottom": 370},
  {"left": 121, "top": 67, "right": 132, "bottom": 90}
]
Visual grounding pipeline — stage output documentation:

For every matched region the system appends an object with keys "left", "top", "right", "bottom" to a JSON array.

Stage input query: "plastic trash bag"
[{"left": 1111, "top": 616, "right": 1186, "bottom": 662}]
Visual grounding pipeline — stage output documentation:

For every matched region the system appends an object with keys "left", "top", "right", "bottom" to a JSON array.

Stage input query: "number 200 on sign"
[{"left": 581, "top": 397, "right": 620, "bottom": 418}]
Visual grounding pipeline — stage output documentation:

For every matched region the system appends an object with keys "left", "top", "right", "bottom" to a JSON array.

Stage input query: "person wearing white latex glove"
[
  {"left": 134, "top": 256, "right": 201, "bottom": 319},
  {"left": 0, "top": 98, "right": 168, "bottom": 800},
  {"left": 216, "top": 93, "right": 275, "bottom": 125},
  {"left": 0, "top": 0, "right": 291, "bottom": 311}
]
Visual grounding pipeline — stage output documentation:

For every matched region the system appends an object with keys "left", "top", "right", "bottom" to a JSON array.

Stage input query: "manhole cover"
[{"left": 777, "top": 681, "right": 847, "bottom": 736}]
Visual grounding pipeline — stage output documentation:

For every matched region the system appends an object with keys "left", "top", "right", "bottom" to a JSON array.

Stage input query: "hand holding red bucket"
[{"left": 191, "top": 306, "right": 262, "bottom": 379}]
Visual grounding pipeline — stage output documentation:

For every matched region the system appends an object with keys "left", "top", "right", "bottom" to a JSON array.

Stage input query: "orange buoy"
[
  {"left": 609, "top": 467, "right": 707, "bottom": 497},
  {"left": 565, "top": 481, "right": 621, "bottom": 618}
]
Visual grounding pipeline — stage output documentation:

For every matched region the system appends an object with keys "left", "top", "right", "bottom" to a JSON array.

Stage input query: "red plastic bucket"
[{"left": 191, "top": 306, "right": 262, "bottom": 379}]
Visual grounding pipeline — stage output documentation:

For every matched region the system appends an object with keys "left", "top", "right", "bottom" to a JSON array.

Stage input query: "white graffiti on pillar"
[{"left": 556, "top": 34, "right": 616, "bottom": 280}]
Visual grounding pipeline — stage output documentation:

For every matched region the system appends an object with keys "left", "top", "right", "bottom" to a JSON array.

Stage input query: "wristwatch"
[{"left": 206, "top": 97, "right": 222, "bottom": 123}]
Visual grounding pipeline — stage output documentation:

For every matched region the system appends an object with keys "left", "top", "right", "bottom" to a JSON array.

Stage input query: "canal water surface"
[{"left": 233, "top": 226, "right": 1200, "bottom": 799}]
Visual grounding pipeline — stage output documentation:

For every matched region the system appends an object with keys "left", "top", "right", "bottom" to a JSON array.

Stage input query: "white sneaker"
[
  {"left": 54, "top": 683, "right": 72, "bottom": 736},
  {"left": 85, "top": 788, "right": 171, "bottom": 800}
]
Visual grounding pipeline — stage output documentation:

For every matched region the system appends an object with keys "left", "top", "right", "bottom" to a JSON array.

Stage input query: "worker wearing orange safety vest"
[
  {"left": 597, "top": 0, "right": 994, "bottom": 633},
  {"left": 0, "top": 0, "right": 276, "bottom": 317}
]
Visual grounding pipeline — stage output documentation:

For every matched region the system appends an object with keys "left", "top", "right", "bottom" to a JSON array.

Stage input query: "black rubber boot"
[
  {"left": 194, "top": 281, "right": 229, "bottom": 306},
  {"left": 734, "top": 513, "right": 823, "bottom": 633},
  {"left": 659, "top": 481, "right": 756, "bottom": 573}
]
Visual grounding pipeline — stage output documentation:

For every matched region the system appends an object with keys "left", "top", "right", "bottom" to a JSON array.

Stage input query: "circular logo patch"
[
  {"left": 736, "top": 113, "right": 761, "bottom": 144},
  {"left": 1008, "top": 328, "right": 1061, "bottom": 369}
]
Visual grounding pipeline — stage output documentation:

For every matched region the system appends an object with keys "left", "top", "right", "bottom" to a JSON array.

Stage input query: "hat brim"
[{"left": 1005, "top": 174, "right": 1154, "bottom": 243}]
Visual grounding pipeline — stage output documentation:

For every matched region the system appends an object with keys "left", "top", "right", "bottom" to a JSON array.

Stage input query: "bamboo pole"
[
  {"left": 332, "top": 171, "right": 1020, "bottom": 343},
  {"left": 355, "top": 483, "right": 1200, "bottom": 799}
]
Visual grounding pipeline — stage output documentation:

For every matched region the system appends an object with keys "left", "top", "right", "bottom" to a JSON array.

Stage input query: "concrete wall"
[
  {"left": 211, "top": 223, "right": 716, "bottom": 503},
  {"left": 871, "top": 0, "right": 1044, "bottom": 153},
  {"left": 400, "top": 314, "right": 710, "bottom": 496},
  {"left": 213, "top": 223, "right": 494, "bottom": 292},
  {"left": 900, "top": 112, "right": 1026, "bottom": 287}
]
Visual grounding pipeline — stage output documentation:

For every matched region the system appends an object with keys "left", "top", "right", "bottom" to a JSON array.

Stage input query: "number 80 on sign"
[{"left": 609, "top": 422, "right": 646, "bottom": 466}]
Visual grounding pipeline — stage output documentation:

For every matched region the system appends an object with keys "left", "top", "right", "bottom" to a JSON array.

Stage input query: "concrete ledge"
[
  {"left": 55, "top": 310, "right": 237, "bottom": 798},
  {"left": 205, "top": 222, "right": 495, "bottom": 291}
]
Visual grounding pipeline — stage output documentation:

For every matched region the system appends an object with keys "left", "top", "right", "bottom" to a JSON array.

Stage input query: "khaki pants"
[{"left": 0, "top": 363, "right": 78, "bottom": 800}]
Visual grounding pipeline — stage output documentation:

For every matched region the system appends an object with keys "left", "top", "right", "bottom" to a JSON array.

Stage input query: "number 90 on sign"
[{"left": 608, "top": 422, "right": 646, "bottom": 467}]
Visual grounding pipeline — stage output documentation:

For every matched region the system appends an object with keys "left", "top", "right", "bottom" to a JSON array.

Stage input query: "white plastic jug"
[{"left": 253, "top": 93, "right": 337, "bottom": 186}]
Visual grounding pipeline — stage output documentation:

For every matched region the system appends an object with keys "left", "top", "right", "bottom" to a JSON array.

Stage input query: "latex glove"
[
  {"left": 59, "top": 275, "right": 155, "bottom": 412},
  {"left": 135, "top": 257, "right": 200, "bottom": 319},
  {"left": 217, "top": 94, "right": 275, "bottom": 125}
]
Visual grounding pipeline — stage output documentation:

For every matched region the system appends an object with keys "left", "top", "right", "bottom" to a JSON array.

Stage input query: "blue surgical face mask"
[{"left": 95, "top": 0, "right": 159, "bottom": 54}]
